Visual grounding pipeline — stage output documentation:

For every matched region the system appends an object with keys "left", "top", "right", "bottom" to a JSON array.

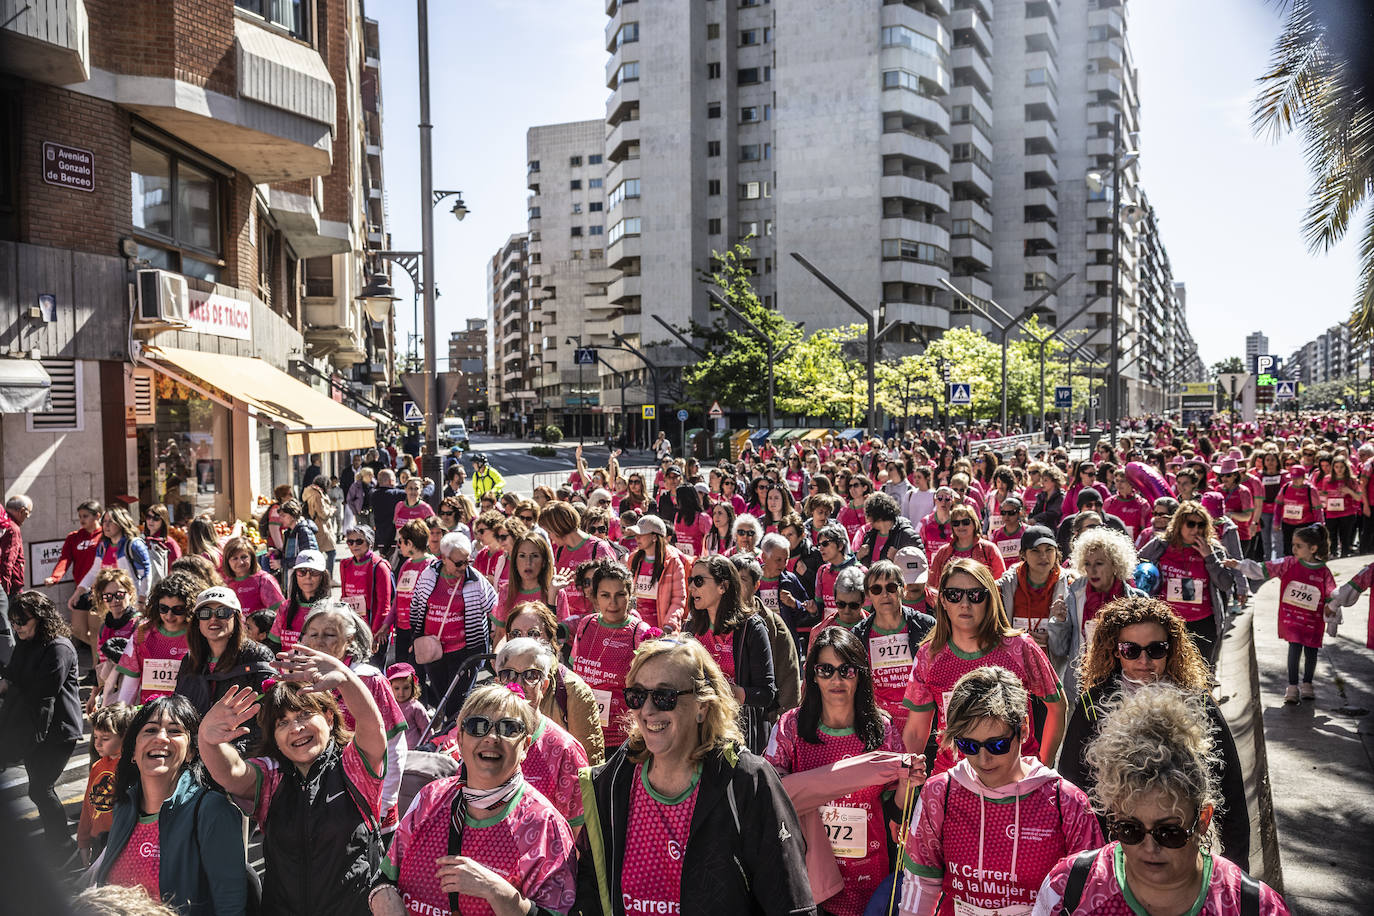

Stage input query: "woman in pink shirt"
[
  {"left": 672, "top": 485, "right": 713, "bottom": 557},
  {"left": 391, "top": 477, "right": 436, "bottom": 534}
]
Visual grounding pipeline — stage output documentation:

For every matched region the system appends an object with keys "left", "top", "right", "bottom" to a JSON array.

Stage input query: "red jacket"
[{"left": 0, "top": 509, "right": 23, "bottom": 595}]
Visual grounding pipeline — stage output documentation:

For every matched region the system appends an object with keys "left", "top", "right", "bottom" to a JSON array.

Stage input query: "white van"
[{"left": 439, "top": 417, "right": 468, "bottom": 449}]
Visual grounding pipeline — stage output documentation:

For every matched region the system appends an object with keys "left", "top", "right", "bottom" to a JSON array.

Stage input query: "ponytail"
[{"left": 1295, "top": 523, "right": 1331, "bottom": 562}]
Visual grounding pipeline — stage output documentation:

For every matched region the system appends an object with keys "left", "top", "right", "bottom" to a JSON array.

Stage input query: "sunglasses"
[
  {"left": 158, "top": 603, "right": 189, "bottom": 617},
  {"left": 867, "top": 582, "right": 900, "bottom": 596},
  {"left": 624, "top": 685, "right": 694, "bottom": 711},
  {"left": 345, "top": 538, "right": 367, "bottom": 546},
  {"left": 941, "top": 586, "right": 989, "bottom": 605},
  {"left": 951, "top": 519, "right": 974, "bottom": 528},
  {"left": 100, "top": 590, "right": 128, "bottom": 602},
  {"left": 519, "top": 515, "right": 537, "bottom": 525},
  {"left": 447, "top": 558, "right": 470, "bottom": 569},
  {"left": 689, "top": 575, "right": 716, "bottom": 587},
  {"left": 1107, "top": 811, "right": 1201, "bottom": 849},
  {"left": 440, "top": 510, "right": 457, "bottom": 518},
  {"left": 497, "top": 533, "right": 513, "bottom": 541},
  {"left": 1182, "top": 518, "right": 1205, "bottom": 529},
  {"left": 813, "top": 662, "right": 863, "bottom": 680},
  {"left": 498, "top": 667, "right": 547, "bottom": 687},
  {"left": 935, "top": 496, "right": 954, "bottom": 503},
  {"left": 835, "top": 599, "right": 865, "bottom": 611},
  {"left": 460, "top": 715, "right": 528, "bottom": 739},
  {"left": 738, "top": 531, "right": 758, "bottom": 538},
  {"left": 817, "top": 538, "right": 840, "bottom": 548},
  {"left": 1117, "top": 640, "right": 1170, "bottom": 660},
  {"left": 505, "top": 627, "right": 548, "bottom": 641},
  {"left": 1001, "top": 507, "right": 1021, "bottom": 514},
  {"left": 952, "top": 733, "right": 1015, "bottom": 757},
  {"left": 589, "top": 525, "right": 609, "bottom": 534},
  {"left": 195, "top": 605, "right": 236, "bottom": 620}
]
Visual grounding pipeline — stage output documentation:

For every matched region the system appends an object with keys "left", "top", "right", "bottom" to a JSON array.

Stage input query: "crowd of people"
[{"left": 15, "top": 413, "right": 1374, "bottom": 914}]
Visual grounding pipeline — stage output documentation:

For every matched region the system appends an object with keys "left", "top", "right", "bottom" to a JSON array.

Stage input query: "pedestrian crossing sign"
[
  {"left": 948, "top": 383, "right": 972, "bottom": 406},
  {"left": 403, "top": 400, "right": 423, "bottom": 423},
  {"left": 642, "top": 405, "right": 656, "bottom": 420},
  {"left": 1275, "top": 380, "right": 1297, "bottom": 400}
]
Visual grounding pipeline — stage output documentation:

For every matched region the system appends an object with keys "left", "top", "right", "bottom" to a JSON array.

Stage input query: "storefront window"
[{"left": 138, "top": 375, "right": 231, "bottom": 526}]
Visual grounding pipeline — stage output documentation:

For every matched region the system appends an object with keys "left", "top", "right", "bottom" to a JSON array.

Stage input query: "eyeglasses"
[
  {"left": 935, "top": 496, "right": 954, "bottom": 503},
  {"left": 158, "top": 603, "right": 189, "bottom": 617},
  {"left": 497, "top": 533, "right": 513, "bottom": 541},
  {"left": 498, "top": 667, "right": 548, "bottom": 687},
  {"left": 519, "top": 515, "right": 537, "bottom": 525},
  {"left": 460, "top": 715, "right": 528, "bottom": 739},
  {"left": 1001, "top": 507, "right": 1021, "bottom": 515},
  {"left": 738, "top": 531, "right": 758, "bottom": 538},
  {"left": 817, "top": 538, "right": 840, "bottom": 548},
  {"left": 941, "top": 586, "right": 989, "bottom": 605},
  {"left": 848, "top": 483, "right": 866, "bottom": 490},
  {"left": 100, "top": 590, "right": 128, "bottom": 602},
  {"left": 440, "top": 511, "right": 457, "bottom": 518},
  {"left": 1107, "top": 811, "right": 1201, "bottom": 849},
  {"left": 589, "top": 525, "right": 609, "bottom": 534},
  {"left": 689, "top": 575, "right": 716, "bottom": 587},
  {"left": 8, "top": 616, "right": 30, "bottom": 628},
  {"left": 1182, "top": 518, "right": 1204, "bottom": 529},
  {"left": 624, "top": 685, "right": 695, "bottom": 711},
  {"left": 1152, "top": 510, "right": 1172, "bottom": 517},
  {"left": 1117, "top": 640, "right": 1170, "bottom": 660},
  {"left": 813, "top": 662, "right": 863, "bottom": 680},
  {"left": 834, "top": 599, "right": 865, "bottom": 611},
  {"left": 195, "top": 605, "right": 236, "bottom": 620},
  {"left": 951, "top": 519, "right": 974, "bottom": 528},
  {"left": 867, "top": 582, "right": 900, "bottom": 595},
  {"left": 952, "top": 733, "right": 1015, "bottom": 757},
  {"left": 345, "top": 538, "right": 367, "bottom": 546}
]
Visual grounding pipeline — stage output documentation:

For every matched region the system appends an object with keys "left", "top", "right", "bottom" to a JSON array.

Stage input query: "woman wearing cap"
[
  {"left": 380, "top": 684, "right": 577, "bottom": 915},
  {"left": 628, "top": 514, "right": 689, "bottom": 631},
  {"left": 409, "top": 531, "right": 498, "bottom": 718},
  {"left": 1033, "top": 685, "right": 1286, "bottom": 915},
  {"left": 997, "top": 525, "right": 1069, "bottom": 653},
  {"left": 270, "top": 549, "right": 332, "bottom": 652},
  {"left": 572, "top": 638, "right": 814, "bottom": 916},
  {"left": 505, "top": 601, "right": 605, "bottom": 764},
  {"left": 899, "top": 666, "right": 1100, "bottom": 916},
  {"left": 1054, "top": 597, "right": 1250, "bottom": 871},
  {"left": 174, "top": 586, "right": 274, "bottom": 753},
  {"left": 1047, "top": 528, "right": 1145, "bottom": 700},
  {"left": 220, "top": 536, "right": 286, "bottom": 618},
  {"left": 925, "top": 504, "right": 1006, "bottom": 607},
  {"left": 115, "top": 572, "right": 198, "bottom": 705},
  {"left": 852, "top": 560, "right": 935, "bottom": 735},
  {"left": 1213, "top": 457, "right": 1258, "bottom": 561},
  {"left": 902, "top": 558, "right": 1065, "bottom": 776},
  {"left": 766, "top": 628, "right": 916, "bottom": 916},
  {"left": 1138, "top": 501, "right": 1234, "bottom": 664},
  {"left": 199, "top": 643, "right": 388, "bottom": 916},
  {"left": 338, "top": 525, "right": 395, "bottom": 667}
]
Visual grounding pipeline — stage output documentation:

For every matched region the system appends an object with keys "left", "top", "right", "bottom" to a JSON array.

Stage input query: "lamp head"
[
  {"left": 355, "top": 275, "right": 400, "bottom": 321},
  {"left": 1085, "top": 171, "right": 1105, "bottom": 193},
  {"left": 451, "top": 196, "right": 468, "bottom": 221}
]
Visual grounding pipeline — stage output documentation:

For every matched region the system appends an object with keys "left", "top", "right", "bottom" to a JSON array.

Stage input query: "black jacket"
[
  {"left": 368, "top": 486, "right": 406, "bottom": 548},
  {"left": 856, "top": 514, "right": 924, "bottom": 565},
  {"left": 572, "top": 745, "right": 816, "bottom": 916},
  {"left": 0, "top": 635, "right": 81, "bottom": 764},
  {"left": 1057, "top": 675, "right": 1251, "bottom": 872},
  {"left": 175, "top": 641, "right": 276, "bottom": 754},
  {"left": 851, "top": 605, "right": 936, "bottom": 656},
  {"left": 691, "top": 613, "right": 777, "bottom": 754},
  {"left": 1031, "top": 488, "right": 1065, "bottom": 529}
]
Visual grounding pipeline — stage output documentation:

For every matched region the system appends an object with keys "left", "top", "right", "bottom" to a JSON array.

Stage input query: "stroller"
[{"left": 397, "top": 652, "right": 496, "bottom": 816}]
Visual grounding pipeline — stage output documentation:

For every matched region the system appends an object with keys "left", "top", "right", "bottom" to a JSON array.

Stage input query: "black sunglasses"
[
  {"left": 813, "top": 662, "right": 863, "bottom": 680},
  {"left": 624, "top": 685, "right": 694, "bottom": 711},
  {"left": 941, "top": 586, "right": 989, "bottom": 605},
  {"left": 867, "top": 582, "right": 900, "bottom": 595},
  {"left": 951, "top": 519, "right": 975, "bottom": 528},
  {"left": 689, "top": 575, "right": 717, "bottom": 587},
  {"left": 589, "top": 525, "right": 609, "bottom": 534},
  {"left": 460, "top": 715, "right": 527, "bottom": 739},
  {"left": 835, "top": 599, "right": 865, "bottom": 611},
  {"left": 1108, "top": 810, "right": 1201, "bottom": 849},
  {"left": 195, "top": 605, "right": 236, "bottom": 620},
  {"left": 953, "top": 733, "right": 1015, "bottom": 757},
  {"left": 158, "top": 603, "right": 189, "bottom": 617},
  {"left": 345, "top": 538, "right": 367, "bottom": 546},
  {"left": 1117, "top": 640, "right": 1170, "bottom": 660},
  {"left": 498, "top": 667, "right": 547, "bottom": 687}
]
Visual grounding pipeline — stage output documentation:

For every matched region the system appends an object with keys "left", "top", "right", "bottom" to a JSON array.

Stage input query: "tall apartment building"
[
  {"left": 1246, "top": 331, "right": 1269, "bottom": 368},
  {"left": 0, "top": 0, "right": 390, "bottom": 569},
  {"left": 447, "top": 318, "right": 488, "bottom": 425},
  {"left": 1288, "top": 322, "right": 1364, "bottom": 386},
  {"left": 585, "top": 0, "right": 1194, "bottom": 426},
  {"left": 487, "top": 233, "right": 533, "bottom": 435}
]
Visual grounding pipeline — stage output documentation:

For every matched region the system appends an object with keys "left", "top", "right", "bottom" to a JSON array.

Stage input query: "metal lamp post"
[
  {"left": 611, "top": 332, "right": 661, "bottom": 444},
  {"left": 706, "top": 289, "right": 782, "bottom": 432},
  {"left": 1026, "top": 292, "right": 1094, "bottom": 433},
  {"left": 567, "top": 336, "right": 585, "bottom": 445}
]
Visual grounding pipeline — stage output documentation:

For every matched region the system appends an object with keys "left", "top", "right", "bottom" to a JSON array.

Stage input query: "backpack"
[
  {"left": 1058, "top": 848, "right": 1260, "bottom": 915},
  {"left": 137, "top": 537, "right": 167, "bottom": 589}
]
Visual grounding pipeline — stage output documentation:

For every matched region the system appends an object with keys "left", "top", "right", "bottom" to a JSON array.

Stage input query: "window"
[
  {"left": 708, "top": 218, "right": 722, "bottom": 234},
  {"left": 707, "top": 179, "right": 721, "bottom": 196},
  {"left": 608, "top": 178, "right": 641, "bottom": 210},
  {"left": 707, "top": 22, "right": 720, "bottom": 39},
  {"left": 765, "top": 104, "right": 772, "bottom": 120},
  {"left": 588, "top": 154, "right": 603, "bottom": 165},
  {"left": 608, "top": 216, "right": 642, "bottom": 246},
  {"left": 614, "top": 22, "right": 639, "bottom": 47},
  {"left": 570, "top": 155, "right": 583, "bottom": 167},
  {"left": 1025, "top": 68, "right": 1050, "bottom": 86},
  {"left": 764, "top": 143, "right": 772, "bottom": 159},
  {"left": 740, "top": 29, "right": 758, "bottom": 45},
  {"left": 707, "top": 62, "right": 721, "bottom": 79},
  {"left": 571, "top": 226, "right": 583, "bottom": 237},
  {"left": 590, "top": 249, "right": 603, "bottom": 259},
  {"left": 1025, "top": 272, "right": 1052, "bottom": 290},
  {"left": 590, "top": 201, "right": 603, "bottom": 212},
  {"left": 707, "top": 140, "right": 721, "bottom": 157},
  {"left": 589, "top": 177, "right": 603, "bottom": 189},
  {"left": 739, "top": 221, "right": 759, "bottom": 238},
  {"left": 740, "top": 106, "right": 759, "bottom": 122},
  {"left": 590, "top": 225, "right": 604, "bottom": 236},
  {"left": 881, "top": 239, "right": 948, "bottom": 264},
  {"left": 614, "top": 61, "right": 639, "bottom": 85},
  {"left": 528, "top": 206, "right": 541, "bottom": 219},
  {"left": 528, "top": 160, "right": 541, "bottom": 172},
  {"left": 739, "top": 181, "right": 769, "bottom": 199},
  {"left": 568, "top": 180, "right": 581, "bottom": 191},
  {"left": 572, "top": 203, "right": 582, "bottom": 214},
  {"left": 130, "top": 137, "right": 223, "bottom": 282},
  {"left": 740, "top": 144, "right": 760, "bottom": 161},
  {"left": 738, "top": 67, "right": 760, "bottom": 85},
  {"left": 881, "top": 25, "right": 946, "bottom": 62},
  {"left": 235, "top": 0, "right": 308, "bottom": 41},
  {"left": 708, "top": 102, "right": 722, "bottom": 118}
]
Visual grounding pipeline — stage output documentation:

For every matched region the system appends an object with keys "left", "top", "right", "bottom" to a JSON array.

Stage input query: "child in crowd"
[
  {"left": 78, "top": 703, "right": 135, "bottom": 864},
  {"left": 244, "top": 609, "right": 276, "bottom": 643},
  {"left": 387, "top": 662, "right": 431, "bottom": 749}
]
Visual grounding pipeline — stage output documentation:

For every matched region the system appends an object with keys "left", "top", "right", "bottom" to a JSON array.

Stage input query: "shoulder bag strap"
[
  {"left": 1060, "top": 849, "right": 1098, "bottom": 915},
  {"left": 1239, "top": 870, "right": 1261, "bottom": 916}
]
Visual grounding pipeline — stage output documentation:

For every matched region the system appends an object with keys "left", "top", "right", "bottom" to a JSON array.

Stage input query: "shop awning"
[
  {"left": 0, "top": 358, "right": 52, "bottom": 413},
  {"left": 146, "top": 347, "right": 377, "bottom": 455}
]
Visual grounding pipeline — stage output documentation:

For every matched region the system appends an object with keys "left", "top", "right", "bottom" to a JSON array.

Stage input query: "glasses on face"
[
  {"left": 935, "top": 496, "right": 953, "bottom": 504},
  {"left": 100, "top": 590, "right": 128, "bottom": 602},
  {"left": 519, "top": 515, "right": 537, "bottom": 525},
  {"left": 1152, "top": 510, "right": 1171, "bottom": 518},
  {"left": 345, "top": 538, "right": 366, "bottom": 547},
  {"left": 497, "top": 667, "right": 548, "bottom": 687},
  {"left": 689, "top": 575, "right": 715, "bottom": 588},
  {"left": 951, "top": 519, "right": 974, "bottom": 528},
  {"left": 1107, "top": 811, "right": 1201, "bottom": 849},
  {"left": 158, "top": 603, "right": 188, "bottom": 618},
  {"left": 952, "top": 733, "right": 1015, "bottom": 757},
  {"left": 195, "top": 605, "right": 235, "bottom": 620},
  {"left": 1117, "top": 640, "right": 1170, "bottom": 660},
  {"left": 505, "top": 627, "right": 549, "bottom": 642},
  {"left": 849, "top": 483, "right": 866, "bottom": 490},
  {"left": 447, "top": 557, "right": 470, "bottom": 569},
  {"left": 835, "top": 599, "right": 865, "bottom": 611},
  {"left": 1182, "top": 518, "right": 1204, "bottom": 529},
  {"left": 813, "top": 662, "right": 863, "bottom": 680},
  {"left": 817, "top": 538, "right": 839, "bottom": 549},
  {"left": 460, "top": 715, "right": 528, "bottom": 739},
  {"left": 624, "top": 685, "right": 694, "bottom": 711},
  {"left": 941, "top": 586, "right": 989, "bottom": 605},
  {"left": 1001, "top": 506, "right": 1021, "bottom": 516},
  {"left": 867, "top": 582, "right": 901, "bottom": 596},
  {"left": 589, "top": 525, "right": 609, "bottom": 534},
  {"left": 440, "top": 511, "right": 457, "bottom": 519}
]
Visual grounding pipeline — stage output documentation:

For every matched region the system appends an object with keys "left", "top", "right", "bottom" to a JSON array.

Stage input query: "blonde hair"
[
  {"left": 1164, "top": 500, "right": 1217, "bottom": 549},
  {"left": 923, "top": 558, "right": 1014, "bottom": 655},
  {"left": 1070, "top": 527, "right": 1137, "bottom": 583},
  {"left": 460, "top": 682, "right": 538, "bottom": 738},
  {"left": 1085, "top": 683, "right": 1221, "bottom": 851},
  {"left": 92, "top": 568, "right": 136, "bottom": 614},
  {"left": 622, "top": 638, "right": 743, "bottom": 764}
]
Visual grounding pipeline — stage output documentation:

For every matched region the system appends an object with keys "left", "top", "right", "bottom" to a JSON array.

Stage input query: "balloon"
[
  {"left": 1125, "top": 461, "right": 1171, "bottom": 504},
  {"left": 1132, "top": 560, "right": 1161, "bottom": 597}
]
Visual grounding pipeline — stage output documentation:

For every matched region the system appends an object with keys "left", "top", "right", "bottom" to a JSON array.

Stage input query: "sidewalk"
[{"left": 1225, "top": 555, "right": 1374, "bottom": 914}]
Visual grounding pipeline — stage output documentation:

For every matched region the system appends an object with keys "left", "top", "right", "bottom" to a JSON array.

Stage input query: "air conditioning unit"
[{"left": 136, "top": 269, "right": 191, "bottom": 325}]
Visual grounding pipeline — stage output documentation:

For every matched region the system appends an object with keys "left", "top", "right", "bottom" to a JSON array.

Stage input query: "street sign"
[
  {"left": 1089, "top": 395, "right": 1100, "bottom": 408},
  {"left": 574, "top": 347, "right": 597, "bottom": 365},
  {"left": 708, "top": 401, "right": 723, "bottom": 418},
  {"left": 642, "top": 405, "right": 656, "bottom": 420},
  {"left": 402, "top": 400, "right": 423, "bottom": 423},
  {"left": 676, "top": 409, "right": 688, "bottom": 422},
  {"left": 1275, "top": 380, "right": 1297, "bottom": 400},
  {"left": 1253, "top": 354, "right": 1280, "bottom": 376},
  {"left": 1054, "top": 386, "right": 1072, "bottom": 409},
  {"left": 1217, "top": 372, "right": 1250, "bottom": 399},
  {"left": 401, "top": 372, "right": 463, "bottom": 412},
  {"left": 948, "top": 382, "right": 971, "bottom": 405}
]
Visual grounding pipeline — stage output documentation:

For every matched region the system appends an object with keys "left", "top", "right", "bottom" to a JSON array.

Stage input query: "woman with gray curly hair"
[
  {"left": 1047, "top": 527, "right": 1146, "bottom": 698},
  {"left": 817, "top": 563, "right": 869, "bottom": 633},
  {"left": 1030, "top": 684, "right": 1289, "bottom": 915}
]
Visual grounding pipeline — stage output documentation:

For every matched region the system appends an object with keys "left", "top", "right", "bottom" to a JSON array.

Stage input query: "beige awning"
[{"left": 146, "top": 346, "right": 376, "bottom": 455}]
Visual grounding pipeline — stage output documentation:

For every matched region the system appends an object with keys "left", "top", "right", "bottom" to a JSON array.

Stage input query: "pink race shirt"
[
  {"left": 866, "top": 623, "right": 915, "bottom": 732},
  {"left": 115, "top": 626, "right": 190, "bottom": 704},
  {"left": 696, "top": 628, "right": 736, "bottom": 680},
  {"left": 340, "top": 555, "right": 392, "bottom": 631},
  {"left": 554, "top": 535, "right": 617, "bottom": 576},
  {"left": 621, "top": 764, "right": 700, "bottom": 915},
  {"left": 902, "top": 634, "right": 1061, "bottom": 774},
  {"left": 516, "top": 716, "right": 589, "bottom": 827},
  {"left": 1219, "top": 486, "right": 1257, "bottom": 540},
  {"left": 228, "top": 571, "right": 285, "bottom": 614},
  {"left": 1154, "top": 546, "right": 1212, "bottom": 623},
  {"left": 393, "top": 556, "right": 431, "bottom": 632},
  {"left": 573, "top": 615, "right": 652, "bottom": 746},
  {"left": 392, "top": 501, "right": 436, "bottom": 531},
  {"left": 990, "top": 526, "right": 1025, "bottom": 564},
  {"left": 271, "top": 599, "right": 326, "bottom": 652},
  {"left": 107, "top": 817, "right": 161, "bottom": 899},
  {"left": 673, "top": 513, "right": 712, "bottom": 559},
  {"left": 1103, "top": 494, "right": 1151, "bottom": 542},
  {"left": 423, "top": 573, "right": 467, "bottom": 653},
  {"left": 1318, "top": 476, "right": 1359, "bottom": 519},
  {"left": 1266, "top": 557, "right": 1336, "bottom": 649}
]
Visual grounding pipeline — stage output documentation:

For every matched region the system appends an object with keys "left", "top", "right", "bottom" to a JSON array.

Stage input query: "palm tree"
[{"left": 1253, "top": 0, "right": 1374, "bottom": 338}]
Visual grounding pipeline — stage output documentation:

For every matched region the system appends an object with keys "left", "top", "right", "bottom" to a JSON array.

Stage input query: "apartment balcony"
[
  {"left": 880, "top": 259, "right": 949, "bottom": 290},
  {"left": 883, "top": 301, "right": 953, "bottom": 332},
  {"left": 879, "top": 174, "right": 950, "bottom": 213},
  {"left": 879, "top": 4, "right": 949, "bottom": 52},
  {"left": 607, "top": 274, "right": 642, "bottom": 305},
  {"left": 1023, "top": 119, "right": 1059, "bottom": 153},
  {"left": 881, "top": 89, "right": 950, "bottom": 135},
  {"left": 1088, "top": 6, "right": 1125, "bottom": 38},
  {"left": 1086, "top": 104, "right": 1116, "bottom": 130},
  {"left": 1087, "top": 136, "right": 1115, "bottom": 159},
  {"left": 950, "top": 236, "right": 992, "bottom": 270},
  {"left": 0, "top": 0, "right": 89, "bottom": 84},
  {"left": 261, "top": 184, "right": 349, "bottom": 258},
  {"left": 949, "top": 7, "right": 991, "bottom": 58},
  {"left": 605, "top": 118, "right": 640, "bottom": 163},
  {"left": 949, "top": 274, "right": 992, "bottom": 304},
  {"left": 948, "top": 83, "right": 992, "bottom": 128},
  {"left": 950, "top": 45, "right": 990, "bottom": 96},
  {"left": 605, "top": 76, "right": 640, "bottom": 121},
  {"left": 949, "top": 160, "right": 991, "bottom": 198},
  {"left": 1089, "top": 39, "right": 1125, "bottom": 71},
  {"left": 1024, "top": 16, "right": 1058, "bottom": 54},
  {"left": 1024, "top": 85, "right": 1059, "bottom": 123},
  {"left": 1024, "top": 51, "right": 1058, "bottom": 83},
  {"left": 1024, "top": 153, "right": 1058, "bottom": 184},
  {"left": 950, "top": 198, "right": 992, "bottom": 228},
  {"left": 880, "top": 218, "right": 950, "bottom": 252},
  {"left": 1025, "top": 220, "right": 1059, "bottom": 249},
  {"left": 1088, "top": 72, "right": 1124, "bottom": 101},
  {"left": 607, "top": 234, "right": 641, "bottom": 271},
  {"left": 878, "top": 133, "right": 950, "bottom": 174}
]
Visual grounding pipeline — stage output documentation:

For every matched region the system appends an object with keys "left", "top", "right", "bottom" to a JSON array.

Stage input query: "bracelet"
[{"left": 368, "top": 884, "right": 401, "bottom": 908}]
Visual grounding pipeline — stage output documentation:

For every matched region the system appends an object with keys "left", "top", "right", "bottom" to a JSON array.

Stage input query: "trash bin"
[
  {"left": 711, "top": 432, "right": 730, "bottom": 459},
  {"left": 686, "top": 428, "right": 709, "bottom": 459}
]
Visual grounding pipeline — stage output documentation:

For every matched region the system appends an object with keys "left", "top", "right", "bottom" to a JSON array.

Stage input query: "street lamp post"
[
  {"left": 611, "top": 332, "right": 661, "bottom": 445},
  {"left": 595, "top": 354, "right": 627, "bottom": 447},
  {"left": 566, "top": 336, "right": 585, "bottom": 446},
  {"left": 706, "top": 289, "right": 781, "bottom": 431},
  {"left": 1027, "top": 293, "right": 1095, "bottom": 434},
  {"left": 651, "top": 314, "right": 712, "bottom": 447}
]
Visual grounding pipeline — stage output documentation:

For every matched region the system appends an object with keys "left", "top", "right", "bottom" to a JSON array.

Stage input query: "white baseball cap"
[
  {"left": 894, "top": 546, "right": 929, "bottom": 587},
  {"left": 293, "top": 549, "right": 328, "bottom": 572}
]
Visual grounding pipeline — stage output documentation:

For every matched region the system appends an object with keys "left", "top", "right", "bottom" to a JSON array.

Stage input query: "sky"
[{"left": 371, "top": 0, "right": 1363, "bottom": 373}]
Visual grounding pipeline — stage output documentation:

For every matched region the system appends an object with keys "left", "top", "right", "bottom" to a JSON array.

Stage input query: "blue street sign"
[
  {"left": 948, "top": 382, "right": 972, "bottom": 406},
  {"left": 1274, "top": 380, "right": 1297, "bottom": 400},
  {"left": 574, "top": 347, "right": 597, "bottom": 365},
  {"left": 403, "top": 400, "right": 422, "bottom": 423},
  {"left": 677, "top": 409, "right": 689, "bottom": 422},
  {"left": 1054, "top": 386, "right": 1072, "bottom": 409}
]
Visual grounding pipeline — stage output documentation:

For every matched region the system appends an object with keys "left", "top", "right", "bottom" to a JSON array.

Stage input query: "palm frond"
[
  {"left": 1350, "top": 202, "right": 1374, "bottom": 342},
  {"left": 1252, "top": 0, "right": 1326, "bottom": 140}
]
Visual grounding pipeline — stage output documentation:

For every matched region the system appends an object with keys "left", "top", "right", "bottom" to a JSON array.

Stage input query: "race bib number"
[
  {"left": 397, "top": 569, "right": 419, "bottom": 593},
  {"left": 758, "top": 588, "right": 780, "bottom": 612},
  {"left": 1282, "top": 580, "right": 1321, "bottom": 612},
  {"left": 1165, "top": 576, "right": 1204, "bottom": 605},
  {"left": 342, "top": 593, "right": 366, "bottom": 616},
  {"left": 1262, "top": 475, "right": 1282, "bottom": 488},
  {"left": 997, "top": 538, "right": 1020, "bottom": 560},
  {"left": 141, "top": 658, "right": 179, "bottom": 694},
  {"left": 988, "top": 514, "right": 1002, "bottom": 532},
  {"left": 869, "top": 633, "right": 911, "bottom": 670},
  {"left": 1327, "top": 496, "right": 1346, "bottom": 513},
  {"left": 952, "top": 901, "right": 1032, "bottom": 916},
  {"left": 1283, "top": 502, "right": 1304, "bottom": 522},
  {"left": 1083, "top": 617, "right": 1099, "bottom": 645},
  {"left": 1012, "top": 616, "right": 1046, "bottom": 634},
  {"left": 818, "top": 805, "right": 867, "bottom": 859},
  {"left": 591, "top": 687, "right": 612, "bottom": 727},
  {"left": 635, "top": 573, "right": 656, "bottom": 604}
]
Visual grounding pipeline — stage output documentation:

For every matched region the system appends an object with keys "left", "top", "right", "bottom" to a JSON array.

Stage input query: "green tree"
[
  {"left": 774, "top": 324, "right": 866, "bottom": 422},
  {"left": 1210, "top": 356, "right": 1246, "bottom": 376},
  {"left": 1253, "top": 0, "right": 1374, "bottom": 338},
  {"left": 1296, "top": 374, "right": 1357, "bottom": 408}
]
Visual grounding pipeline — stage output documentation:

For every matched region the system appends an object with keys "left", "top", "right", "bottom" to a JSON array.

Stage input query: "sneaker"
[
  {"left": 1284, "top": 685, "right": 1300, "bottom": 705},
  {"left": 1300, "top": 682, "right": 1315, "bottom": 702}
]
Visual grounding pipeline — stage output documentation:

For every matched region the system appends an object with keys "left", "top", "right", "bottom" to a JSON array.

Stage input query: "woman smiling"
[{"left": 173, "top": 587, "right": 274, "bottom": 754}]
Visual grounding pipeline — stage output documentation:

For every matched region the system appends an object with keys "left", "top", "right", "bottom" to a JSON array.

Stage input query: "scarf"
[
  {"left": 460, "top": 770, "right": 524, "bottom": 811},
  {"left": 1082, "top": 579, "right": 1125, "bottom": 627},
  {"left": 1014, "top": 564, "right": 1060, "bottom": 624}
]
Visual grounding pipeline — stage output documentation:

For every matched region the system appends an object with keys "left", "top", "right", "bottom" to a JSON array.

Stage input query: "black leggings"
[
  {"left": 25, "top": 739, "right": 77, "bottom": 852},
  {"left": 1327, "top": 515, "right": 1358, "bottom": 557},
  {"left": 1186, "top": 615, "right": 1219, "bottom": 667},
  {"left": 1287, "top": 642, "right": 1319, "bottom": 685}
]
